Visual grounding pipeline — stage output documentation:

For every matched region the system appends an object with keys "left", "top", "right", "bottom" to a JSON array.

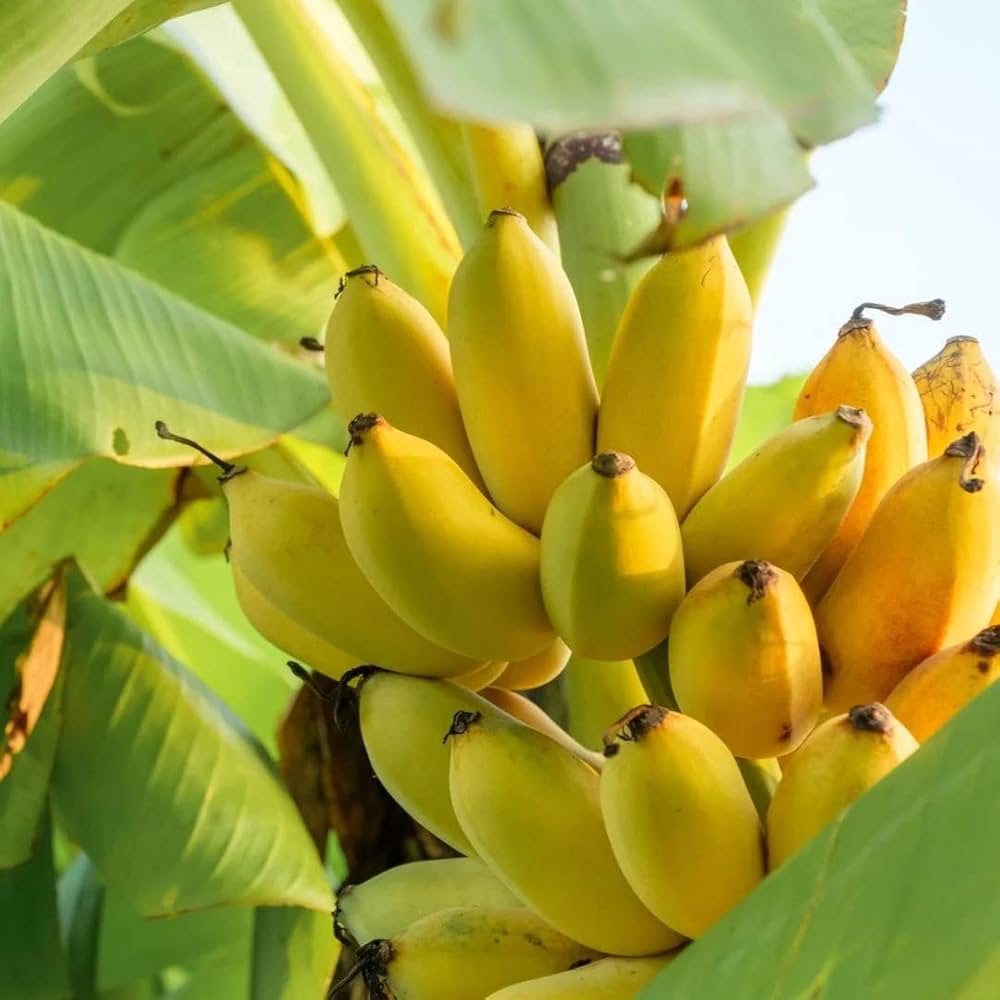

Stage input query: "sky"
[{"left": 751, "top": 1, "right": 1000, "bottom": 383}]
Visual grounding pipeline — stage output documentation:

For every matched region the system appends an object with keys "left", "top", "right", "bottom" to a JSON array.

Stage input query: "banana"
[
  {"left": 794, "top": 302, "right": 934, "bottom": 603},
  {"left": 737, "top": 757, "right": 782, "bottom": 822},
  {"left": 447, "top": 208, "right": 599, "bottom": 533},
  {"left": 334, "top": 857, "right": 523, "bottom": 946},
  {"left": 322, "top": 265, "right": 484, "bottom": 488},
  {"left": 154, "top": 423, "right": 477, "bottom": 678},
  {"left": 230, "top": 561, "right": 356, "bottom": 680},
  {"left": 992, "top": 602, "right": 1000, "bottom": 627},
  {"left": 494, "top": 637, "right": 571, "bottom": 691},
  {"left": 913, "top": 335, "right": 999, "bottom": 457},
  {"left": 340, "top": 414, "right": 554, "bottom": 662},
  {"left": 596, "top": 236, "right": 753, "bottom": 519},
  {"left": 485, "top": 954, "right": 677, "bottom": 999},
  {"left": 727, "top": 209, "right": 789, "bottom": 306},
  {"left": 668, "top": 559, "right": 822, "bottom": 759},
  {"left": 600, "top": 706, "right": 764, "bottom": 939},
  {"left": 817, "top": 433, "right": 1000, "bottom": 711},
  {"left": 446, "top": 710, "right": 682, "bottom": 956},
  {"left": 540, "top": 452, "right": 686, "bottom": 659},
  {"left": 337, "top": 906, "right": 596, "bottom": 1000},
  {"left": 885, "top": 625, "right": 1000, "bottom": 742},
  {"left": 463, "top": 122, "right": 560, "bottom": 254},
  {"left": 452, "top": 661, "right": 509, "bottom": 692},
  {"left": 562, "top": 656, "right": 647, "bottom": 751},
  {"left": 479, "top": 687, "right": 605, "bottom": 770},
  {"left": 680, "top": 406, "right": 872, "bottom": 586},
  {"left": 765, "top": 704, "right": 918, "bottom": 868}
]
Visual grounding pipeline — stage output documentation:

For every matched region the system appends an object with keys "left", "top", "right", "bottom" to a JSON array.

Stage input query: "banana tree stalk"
[{"left": 234, "top": 0, "right": 461, "bottom": 326}]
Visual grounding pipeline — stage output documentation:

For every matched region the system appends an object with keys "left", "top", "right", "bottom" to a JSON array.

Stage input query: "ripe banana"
[
  {"left": 765, "top": 704, "right": 918, "bottom": 867},
  {"left": 668, "top": 559, "right": 822, "bottom": 759},
  {"left": 600, "top": 706, "right": 764, "bottom": 939},
  {"left": 155, "top": 423, "right": 477, "bottom": 678},
  {"left": 494, "top": 637, "right": 571, "bottom": 691},
  {"left": 451, "top": 660, "right": 508, "bottom": 692},
  {"left": 680, "top": 406, "right": 872, "bottom": 586},
  {"left": 817, "top": 433, "right": 1000, "bottom": 711},
  {"left": 322, "top": 265, "right": 484, "bottom": 487},
  {"left": 485, "top": 954, "right": 677, "bottom": 999},
  {"left": 446, "top": 710, "right": 682, "bottom": 956},
  {"left": 597, "top": 235, "right": 753, "bottom": 519},
  {"left": 447, "top": 208, "right": 599, "bottom": 533},
  {"left": 562, "top": 656, "right": 647, "bottom": 751},
  {"left": 463, "top": 122, "right": 560, "bottom": 254},
  {"left": 794, "top": 302, "right": 932, "bottom": 603},
  {"left": 340, "top": 414, "right": 554, "bottom": 662},
  {"left": 913, "top": 335, "right": 999, "bottom": 457},
  {"left": 885, "top": 625, "right": 1000, "bottom": 742},
  {"left": 479, "top": 687, "right": 605, "bottom": 770},
  {"left": 334, "top": 857, "right": 522, "bottom": 946},
  {"left": 339, "top": 906, "right": 596, "bottom": 1000},
  {"left": 540, "top": 452, "right": 686, "bottom": 659},
  {"left": 992, "top": 602, "right": 1000, "bottom": 627}
]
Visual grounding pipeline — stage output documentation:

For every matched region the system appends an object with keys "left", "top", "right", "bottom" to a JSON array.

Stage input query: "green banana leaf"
[
  {"left": 50, "top": 570, "right": 333, "bottom": 916},
  {"left": 0, "top": 201, "right": 329, "bottom": 526},
  {"left": 729, "top": 376, "right": 808, "bottom": 466},
  {"left": 0, "top": 36, "right": 342, "bottom": 342},
  {"left": 76, "top": 1, "right": 227, "bottom": 58},
  {"left": 642, "top": 682, "right": 1000, "bottom": 998}
]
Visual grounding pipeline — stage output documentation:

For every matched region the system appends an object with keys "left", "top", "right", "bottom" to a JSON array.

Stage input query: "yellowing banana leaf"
[
  {"left": 50, "top": 572, "right": 333, "bottom": 915},
  {"left": 0, "top": 36, "right": 342, "bottom": 342},
  {"left": 0, "top": 0, "right": 130, "bottom": 127},
  {"left": 76, "top": 0, "right": 226, "bottom": 58},
  {"left": 642, "top": 682, "right": 1000, "bottom": 999},
  {"left": 0, "top": 202, "right": 329, "bottom": 526}
]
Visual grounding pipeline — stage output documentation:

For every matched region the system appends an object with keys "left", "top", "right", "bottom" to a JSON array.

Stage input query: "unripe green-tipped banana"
[
  {"left": 540, "top": 452, "right": 685, "bottom": 659},
  {"left": 562, "top": 656, "right": 647, "bottom": 751},
  {"left": 680, "top": 406, "right": 872, "bottom": 586},
  {"left": 669, "top": 560, "right": 822, "bottom": 759},
  {"left": 597, "top": 235, "right": 753, "bottom": 519},
  {"left": 600, "top": 706, "right": 764, "bottom": 939},
  {"left": 334, "top": 857, "right": 523, "bottom": 946},
  {"left": 340, "top": 414, "right": 554, "bottom": 662},
  {"left": 448, "top": 209, "right": 599, "bottom": 533},
  {"left": 766, "top": 704, "right": 917, "bottom": 868},
  {"left": 447, "top": 710, "right": 682, "bottom": 956},
  {"left": 486, "top": 953, "right": 677, "bottom": 999}
]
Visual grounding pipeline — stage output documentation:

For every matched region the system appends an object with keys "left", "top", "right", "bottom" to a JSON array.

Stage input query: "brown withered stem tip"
[
  {"left": 602, "top": 704, "right": 668, "bottom": 756},
  {"left": 327, "top": 939, "right": 394, "bottom": 999},
  {"left": 299, "top": 336, "right": 324, "bottom": 352},
  {"left": 847, "top": 703, "right": 893, "bottom": 735},
  {"left": 347, "top": 412, "right": 385, "bottom": 451},
  {"left": 154, "top": 420, "right": 247, "bottom": 484},
  {"left": 842, "top": 299, "right": 945, "bottom": 334},
  {"left": 833, "top": 405, "right": 871, "bottom": 433},
  {"left": 735, "top": 560, "right": 778, "bottom": 605},
  {"left": 444, "top": 710, "right": 483, "bottom": 743},
  {"left": 944, "top": 335, "right": 979, "bottom": 345},
  {"left": 944, "top": 432, "right": 986, "bottom": 493},
  {"left": 336, "top": 264, "right": 382, "bottom": 299},
  {"left": 544, "top": 131, "right": 623, "bottom": 190},
  {"left": 592, "top": 451, "right": 635, "bottom": 478},
  {"left": 968, "top": 626, "right": 1000, "bottom": 656},
  {"left": 487, "top": 207, "right": 525, "bottom": 225}
]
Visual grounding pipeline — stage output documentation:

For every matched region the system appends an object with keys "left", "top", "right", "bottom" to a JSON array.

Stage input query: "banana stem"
[
  {"left": 850, "top": 299, "right": 945, "bottom": 322},
  {"left": 154, "top": 421, "right": 242, "bottom": 480},
  {"left": 300, "top": 336, "right": 324, "bottom": 352}
]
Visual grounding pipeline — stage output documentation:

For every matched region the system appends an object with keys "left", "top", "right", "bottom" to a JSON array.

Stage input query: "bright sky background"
[{"left": 752, "top": 1, "right": 1000, "bottom": 383}]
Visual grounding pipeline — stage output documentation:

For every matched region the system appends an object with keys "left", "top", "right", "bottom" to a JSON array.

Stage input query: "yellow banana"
[
  {"left": 230, "top": 561, "right": 356, "bottom": 680},
  {"left": 600, "top": 706, "right": 764, "bottom": 939},
  {"left": 913, "top": 335, "right": 1000, "bottom": 457},
  {"left": 494, "top": 637, "right": 571, "bottom": 691},
  {"left": 885, "top": 625, "right": 1000, "bottom": 742},
  {"left": 597, "top": 236, "right": 753, "bottom": 519},
  {"left": 817, "top": 433, "right": 1000, "bottom": 711},
  {"left": 155, "top": 423, "right": 476, "bottom": 678},
  {"left": 479, "top": 687, "right": 605, "bottom": 770},
  {"left": 447, "top": 209, "right": 599, "bottom": 533},
  {"left": 340, "top": 414, "right": 554, "bottom": 662},
  {"left": 463, "top": 122, "right": 560, "bottom": 254},
  {"left": 446, "top": 710, "right": 682, "bottom": 956},
  {"left": 668, "top": 559, "right": 822, "bottom": 759},
  {"left": 794, "top": 301, "right": 933, "bottom": 603},
  {"left": 485, "top": 954, "right": 677, "bottom": 999},
  {"left": 337, "top": 906, "right": 596, "bottom": 1000},
  {"left": 680, "top": 406, "right": 872, "bottom": 586},
  {"left": 451, "top": 660, "right": 508, "bottom": 691},
  {"left": 540, "top": 452, "right": 685, "bottom": 659},
  {"left": 562, "top": 656, "right": 647, "bottom": 751},
  {"left": 765, "top": 704, "right": 917, "bottom": 868},
  {"left": 992, "top": 602, "right": 1000, "bottom": 627},
  {"left": 322, "top": 265, "right": 484, "bottom": 488},
  {"left": 334, "top": 857, "right": 523, "bottom": 946}
]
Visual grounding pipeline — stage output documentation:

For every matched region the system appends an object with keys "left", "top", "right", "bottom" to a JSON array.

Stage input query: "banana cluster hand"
[{"left": 157, "top": 211, "right": 1000, "bottom": 998}]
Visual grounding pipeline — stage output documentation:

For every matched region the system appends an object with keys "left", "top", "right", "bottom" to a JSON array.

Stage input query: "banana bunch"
[{"left": 157, "top": 209, "right": 1000, "bottom": 999}]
